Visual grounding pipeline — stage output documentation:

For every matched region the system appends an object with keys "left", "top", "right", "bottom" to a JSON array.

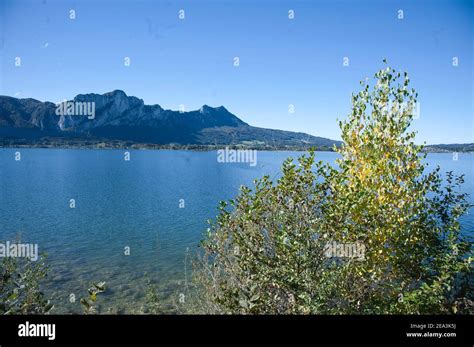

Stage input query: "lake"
[{"left": 0, "top": 149, "right": 472, "bottom": 313}]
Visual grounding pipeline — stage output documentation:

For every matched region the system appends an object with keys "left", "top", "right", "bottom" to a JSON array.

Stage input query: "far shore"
[{"left": 1, "top": 142, "right": 472, "bottom": 153}]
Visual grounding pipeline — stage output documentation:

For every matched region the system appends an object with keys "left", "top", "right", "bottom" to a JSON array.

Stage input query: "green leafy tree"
[{"left": 195, "top": 62, "right": 472, "bottom": 314}]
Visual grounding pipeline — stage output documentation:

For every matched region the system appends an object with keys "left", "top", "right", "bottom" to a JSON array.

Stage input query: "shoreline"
[
  {"left": 0, "top": 143, "right": 337, "bottom": 152},
  {"left": 1, "top": 143, "right": 472, "bottom": 153}
]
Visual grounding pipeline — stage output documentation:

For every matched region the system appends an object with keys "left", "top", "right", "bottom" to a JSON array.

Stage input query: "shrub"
[
  {"left": 0, "top": 254, "right": 53, "bottom": 314},
  {"left": 195, "top": 62, "right": 472, "bottom": 314}
]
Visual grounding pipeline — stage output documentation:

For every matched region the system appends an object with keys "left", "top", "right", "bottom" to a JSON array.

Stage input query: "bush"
[
  {"left": 195, "top": 62, "right": 472, "bottom": 314},
  {"left": 0, "top": 254, "right": 53, "bottom": 314}
]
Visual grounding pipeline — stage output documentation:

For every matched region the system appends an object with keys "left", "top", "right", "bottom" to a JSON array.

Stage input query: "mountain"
[{"left": 0, "top": 90, "right": 340, "bottom": 150}]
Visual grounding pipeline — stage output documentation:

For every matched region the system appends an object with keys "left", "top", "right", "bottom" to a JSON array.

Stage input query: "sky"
[{"left": 0, "top": 0, "right": 472, "bottom": 144}]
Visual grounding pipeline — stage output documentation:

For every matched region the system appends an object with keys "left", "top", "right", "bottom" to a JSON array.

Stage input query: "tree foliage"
[
  {"left": 195, "top": 63, "right": 472, "bottom": 314},
  {"left": 0, "top": 255, "right": 53, "bottom": 314}
]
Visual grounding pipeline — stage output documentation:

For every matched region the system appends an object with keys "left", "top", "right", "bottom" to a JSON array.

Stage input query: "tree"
[{"left": 195, "top": 62, "right": 472, "bottom": 314}]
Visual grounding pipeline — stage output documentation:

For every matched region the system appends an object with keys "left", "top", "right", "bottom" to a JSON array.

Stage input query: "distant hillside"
[
  {"left": 0, "top": 90, "right": 340, "bottom": 150},
  {"left": 424, "top": 143, "right": 474, "bottom": 153}
]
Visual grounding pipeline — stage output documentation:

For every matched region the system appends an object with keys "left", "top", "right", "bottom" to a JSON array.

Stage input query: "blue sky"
[{"left": 0, "top": 0, "right": 472, "bottom": 144}]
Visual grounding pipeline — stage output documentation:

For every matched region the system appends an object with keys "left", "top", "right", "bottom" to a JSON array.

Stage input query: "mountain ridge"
[
  {"left": 1, "top": 91, "right": 472, "bottom": 152},
  {"left": 0, "top": 90, "right": 339, "bottom": 150}
]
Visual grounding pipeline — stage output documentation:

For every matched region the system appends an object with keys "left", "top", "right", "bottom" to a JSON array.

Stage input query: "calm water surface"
[{"left": 0, "top": 149, "right": 472, "bottom": 313}]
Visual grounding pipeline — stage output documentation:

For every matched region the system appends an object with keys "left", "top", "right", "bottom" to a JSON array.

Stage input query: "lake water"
[{"left": 0, "top": 149, "right": 472, "bottom": 313}]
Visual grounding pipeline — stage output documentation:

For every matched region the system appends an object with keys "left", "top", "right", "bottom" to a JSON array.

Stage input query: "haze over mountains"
[{"left": 0, "top": 90, "right": 340, "bottom": 149}]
